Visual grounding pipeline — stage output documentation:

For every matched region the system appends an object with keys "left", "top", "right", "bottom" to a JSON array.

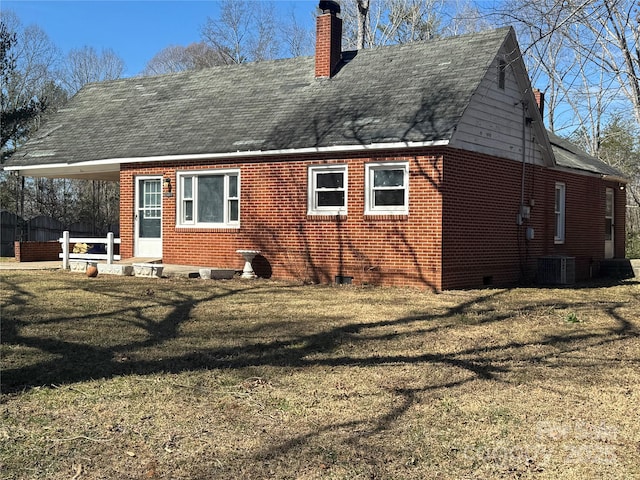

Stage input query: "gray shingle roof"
[
  {"left": 548, "top": 131, "right": 627, "bottom": 180},
  {"left": 7, "top": 27, "right": 512, "bottom": 167}
]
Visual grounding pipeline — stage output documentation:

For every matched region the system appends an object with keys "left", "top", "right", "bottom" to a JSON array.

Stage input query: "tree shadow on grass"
[
  {"left": 1, "top": 275, "right": 639, "bottom": 473},
  {"left": 1, "top": 281, "right": 257, "bottom": 392},
  {"left": 247, "top": 300, "right": 639, "bottom": 467},
  {"left": 2, "top": 282, "right": 640, "bottom": 472},
  {"left": 2, "top": 279, "right": 637, "bottom": 390}
]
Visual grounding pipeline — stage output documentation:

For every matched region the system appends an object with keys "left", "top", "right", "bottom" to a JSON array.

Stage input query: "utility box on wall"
[{"left": 537, "top": 256, "right": 576, "bottom": 285}]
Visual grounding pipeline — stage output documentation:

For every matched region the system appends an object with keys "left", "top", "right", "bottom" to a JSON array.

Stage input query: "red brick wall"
[
  {"left": 121, "top": 150, "right": 444, "bottom": 289},
  {"left": 441, "top": 150, "right": 532, "bottom": 289},
  {"left": 14, "top": 241, "right": 61, "bottom": 262},
  {"left": 614, "top": 184, "right": 626, "bottom": 257},
  {"left": 119, "top": 168, "right": 135, "bottom": 260},
  {"left": 441, "top": 148, "right": 626, "bottom": 289},
  {"left": 540, "top": 170, "right": 600, "bottom": 279},
  {"left": 119, "top": 148, "right": 624, "bottom": 290}
]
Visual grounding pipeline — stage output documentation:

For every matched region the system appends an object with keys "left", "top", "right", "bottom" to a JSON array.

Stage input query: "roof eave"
[
  {"left": 4, "top": 139, "right": 451, "bottom": 179},
  {"left": 550, "top": 164, "right": 629, "bottom": 184},
  {"left": 2, "top": 162, "right": 120, "bottom": 181}
]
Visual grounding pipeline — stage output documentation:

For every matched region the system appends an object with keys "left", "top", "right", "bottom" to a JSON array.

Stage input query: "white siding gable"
[{"left": 450, "top": 50, "right": 546, "bottom": 167}]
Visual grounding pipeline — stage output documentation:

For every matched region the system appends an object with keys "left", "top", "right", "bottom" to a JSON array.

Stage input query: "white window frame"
[
  {"left": 176, "top": 169, "right": 240, "bottom": 228},
  {"left": 307, "top": 165, "right": 348, "bottom": 215},
  {"left": 554, "top": 182, "right": 566, "bottom": 244},
  {"left": 605, "top": 187, "right": 614, "bottom": 242},
  {"left": 365, "top": 162, "right": 409, "bottom": 215}
]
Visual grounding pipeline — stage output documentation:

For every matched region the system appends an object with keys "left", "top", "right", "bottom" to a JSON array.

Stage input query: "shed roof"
[{"left": 548, "top": 131, "right": 627, "bottom": 181}]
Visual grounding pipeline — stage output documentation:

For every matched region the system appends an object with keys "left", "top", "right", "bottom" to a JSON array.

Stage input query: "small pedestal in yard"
[{"left": 236, "top": 250, "right": 260, "bottom": 279}]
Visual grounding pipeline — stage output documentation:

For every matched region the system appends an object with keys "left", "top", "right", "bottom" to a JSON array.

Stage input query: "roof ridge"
[{"left": 84, "top": 26, "right": 514, "bottom": 88}]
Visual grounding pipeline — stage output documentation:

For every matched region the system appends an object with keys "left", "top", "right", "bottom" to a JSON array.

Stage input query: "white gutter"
[{"left": 4, "top": 139, "right": 451, "bottom": 174}]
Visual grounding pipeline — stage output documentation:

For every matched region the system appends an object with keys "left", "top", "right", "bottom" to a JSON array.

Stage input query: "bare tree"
[
  {"left": 201, "top": 0, "right": 281, "bottom": 65},
  {"left": 282, "top": 8, "right": 315, "bottom": 57},
  {"left": 143, "top": 43, "right": 227, "bottom": 76},
  {"left": 495, "top": 0, "right": 639, "bottom": 148},
  {"left": 445, "top": 0, "right": 493, "bottom": 36},
  {"left": 357, "top": 0, "right": 371, "bottom": 49},
  {"left": 57, "top": 45, "right": 124, "bottom": 232},
  {"left": 1, "top": 10, "right": 68, "bottom": 233},
  {"left": 570, "top": 0, "right": 640, "bottom": 129},
  {"left": 494, "top": 0, "right": 640, "bottom": 251},
  {"left": 384, "top": 0, "right": 442, "bottom": 43},
  {"left": 1, "top": 10, "right": 122, "bottom": 234},
  {"left": 341, "top": 0, "right": 486, "bottom": 49},
  {"left": 49, "top": 45, "right": 124, "bottom": 233},
  {"left": 0, "top": 10, "right": 59, "bottom": 157},
  {"left": 59, "top": 46, "right": 124, "bottom": 95}
]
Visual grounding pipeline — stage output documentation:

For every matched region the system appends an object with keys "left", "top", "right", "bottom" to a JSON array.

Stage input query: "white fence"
[{"left": 59, "top": 231, "right": 121, "bottom": 269}]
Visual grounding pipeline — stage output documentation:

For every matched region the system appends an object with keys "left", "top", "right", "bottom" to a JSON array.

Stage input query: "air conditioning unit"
[{"left": 537, "top": 256, "right": 576, "bottom": 285}]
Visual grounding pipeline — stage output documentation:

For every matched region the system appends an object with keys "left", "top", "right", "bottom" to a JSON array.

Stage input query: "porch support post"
[
  {"left": 61, "top": 230, "right": 70, "bottom": 270},
  {"left": 106, "top": 232, "right": 114, "bottom": 265}
]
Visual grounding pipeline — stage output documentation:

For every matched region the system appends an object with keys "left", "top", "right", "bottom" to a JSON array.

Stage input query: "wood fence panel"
[{"left": 0, "top": 211, "right": 20, "bottom": 257}]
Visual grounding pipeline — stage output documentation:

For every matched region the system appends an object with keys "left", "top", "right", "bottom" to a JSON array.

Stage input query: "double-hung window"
[
  {"left": 365, "top": 162, "right": 409, "bottom": 215},
  {"left": 178, "top": 170, "right": 240, "bottom": 228},
  {"left": 308, "top": 165, "right": 347, "bottom": 215},
  {"left": 554, "top": 182, "right": 566, "bottom": 243}
]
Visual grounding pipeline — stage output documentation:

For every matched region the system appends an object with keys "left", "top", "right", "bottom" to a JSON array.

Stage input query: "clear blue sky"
[{"left": 3, "top": 0, "right": 318, "bottom": 77}]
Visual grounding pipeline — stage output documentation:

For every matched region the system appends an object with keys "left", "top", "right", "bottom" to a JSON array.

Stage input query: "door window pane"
[
  {"left": 138, "top": 179, "right": 161, "bottom": 237},
  {"left": 605, "top": 188, "right": 614, "bottom": 241},
  {"left": 554, "top": 183, "right": 565, "bottom": 243},
  {"left": 140, "top": 216, "right": 161, "bottom": 238}
]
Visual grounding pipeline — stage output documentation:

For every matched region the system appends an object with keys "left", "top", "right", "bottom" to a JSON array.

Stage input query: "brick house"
[{"left": 4, "top": 2, "right": 627, "bottom": 290}]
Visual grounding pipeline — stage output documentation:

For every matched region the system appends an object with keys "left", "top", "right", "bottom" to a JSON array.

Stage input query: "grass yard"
[{"left": 1, "top": 271, "right": 639, "bottom": 479}]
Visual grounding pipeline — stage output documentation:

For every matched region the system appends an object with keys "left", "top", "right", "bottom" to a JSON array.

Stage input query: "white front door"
[
  {"left": 604, "top": 187, "right": 614, "bottom": 259},
  {"left": 135, "top": 176, "right": 163, "bottom": 258}
]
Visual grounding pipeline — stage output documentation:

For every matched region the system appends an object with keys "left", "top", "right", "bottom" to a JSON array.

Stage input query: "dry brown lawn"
[{"left": 1, "top": 270, "right": 639, "bottom": 479}]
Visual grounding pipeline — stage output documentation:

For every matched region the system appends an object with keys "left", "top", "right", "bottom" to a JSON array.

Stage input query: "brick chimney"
[
  {"left": 315, "top": 1, "right": 342, "bottom": 78},
  {"left": 533, "top": 88, "right": 545, "bottom": 123}
]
